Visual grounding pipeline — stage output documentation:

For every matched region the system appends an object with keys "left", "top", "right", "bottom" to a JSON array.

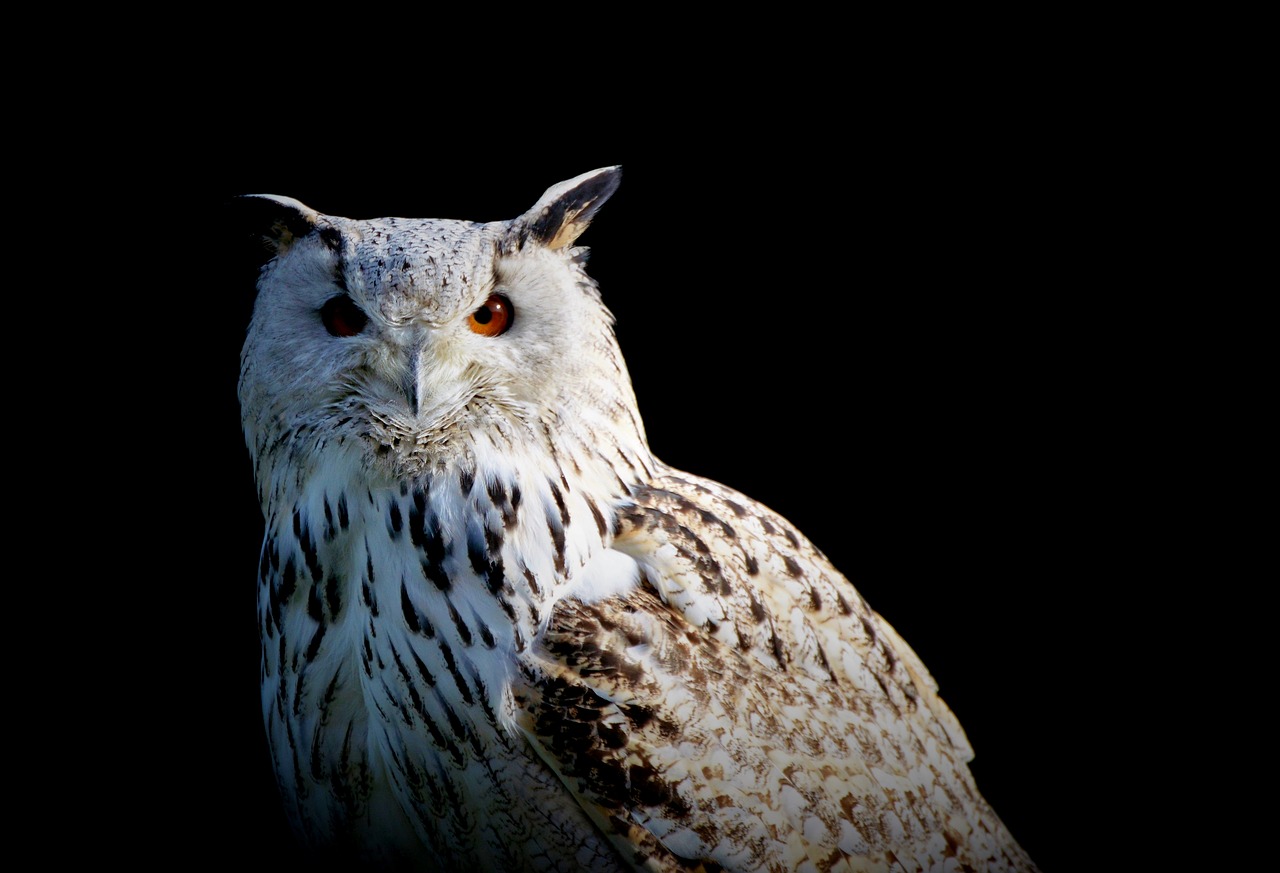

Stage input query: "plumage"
[{"left": 236, "top": 167, "right": 1039, "bottom": 872}]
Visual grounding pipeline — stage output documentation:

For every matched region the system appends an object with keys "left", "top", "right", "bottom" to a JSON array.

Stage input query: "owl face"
[{"left": 238, "top": 168, "right": 638, "bottom": 483}]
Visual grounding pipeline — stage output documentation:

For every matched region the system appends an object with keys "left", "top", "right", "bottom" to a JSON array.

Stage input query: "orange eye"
[{"left": 468, "top": 293, "right": 514, "bottom": 337}]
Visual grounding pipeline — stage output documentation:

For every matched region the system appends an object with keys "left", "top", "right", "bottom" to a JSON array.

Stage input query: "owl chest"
[{"left": 258, "top": 480, "right": 547, "bottom": 805}]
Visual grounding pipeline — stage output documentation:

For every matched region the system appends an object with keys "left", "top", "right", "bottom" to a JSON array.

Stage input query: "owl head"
[{"left": 237, "top": 167, "right": 648, "bottom": 490}]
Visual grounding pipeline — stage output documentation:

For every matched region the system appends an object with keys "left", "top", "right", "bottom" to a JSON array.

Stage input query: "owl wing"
[{"left": 514, "top": 467, "right": 1037, "bottom": 872}]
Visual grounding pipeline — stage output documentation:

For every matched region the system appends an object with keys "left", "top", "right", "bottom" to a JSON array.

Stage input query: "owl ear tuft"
[
  {"left": 235, "top": 194, "right": 321, "bottom": 257},
  {"left": 511, "top": 166, "right": 621, "bottom": 250}
]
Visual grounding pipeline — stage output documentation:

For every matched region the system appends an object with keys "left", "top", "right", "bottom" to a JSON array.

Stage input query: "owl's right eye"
[{"left": 320, "top": 295, "right": 369, "bottom": 337}]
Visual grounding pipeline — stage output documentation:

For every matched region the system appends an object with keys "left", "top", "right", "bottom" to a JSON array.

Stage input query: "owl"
[{"left": 236, "top": 167, "right": 1039, "bottom": 872}]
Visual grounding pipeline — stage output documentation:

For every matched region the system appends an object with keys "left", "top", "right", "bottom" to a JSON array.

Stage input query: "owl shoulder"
[{"left": 609, "top": 466, "right": 973, "bottom": 757}]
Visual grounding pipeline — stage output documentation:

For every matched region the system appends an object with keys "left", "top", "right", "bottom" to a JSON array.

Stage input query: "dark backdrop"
[{"left": 148, "top": 121, "right": 1134, "bottom": 873}]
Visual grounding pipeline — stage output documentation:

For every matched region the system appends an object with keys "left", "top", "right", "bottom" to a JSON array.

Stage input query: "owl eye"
[
  {"left": 320, "top": 294, "right": 369, "bottom": 337},
  {"left": 467, "top": 294, "right": 514, "bottom": 337}
]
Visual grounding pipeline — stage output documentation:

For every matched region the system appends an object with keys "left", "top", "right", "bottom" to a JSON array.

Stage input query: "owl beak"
[{"left": 393, "top": 324, "right": 451, "bottom": 419}]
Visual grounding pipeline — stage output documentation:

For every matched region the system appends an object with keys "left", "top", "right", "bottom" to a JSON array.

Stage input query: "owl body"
[{"left": 238, "top": 168, "right": 1038, "bottom": 872}]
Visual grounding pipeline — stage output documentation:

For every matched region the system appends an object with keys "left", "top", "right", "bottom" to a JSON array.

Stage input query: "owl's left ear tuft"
[
  {"left": 512, "top": 166, "right": 622, "bottom": 251},
  {"left": 233, "top": 194, "right": 321, "bottom": 257}
]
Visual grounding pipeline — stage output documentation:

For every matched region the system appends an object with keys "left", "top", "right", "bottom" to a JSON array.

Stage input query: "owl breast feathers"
[{"left": 236, "top": 167, "right": 1039, "bottom": 873}]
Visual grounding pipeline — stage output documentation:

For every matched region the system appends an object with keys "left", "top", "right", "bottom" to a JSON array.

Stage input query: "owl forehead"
[{"left": 341, "top": 215, "right": 505, "bottom": 324}]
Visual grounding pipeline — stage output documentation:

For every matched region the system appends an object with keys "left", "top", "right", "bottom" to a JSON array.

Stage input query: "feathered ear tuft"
[
  {"left": 234, "top": 194, "right": 320, "bottom": 257},
  {"left": 510, "top": 166, "right": 621, "bottom": 250}
]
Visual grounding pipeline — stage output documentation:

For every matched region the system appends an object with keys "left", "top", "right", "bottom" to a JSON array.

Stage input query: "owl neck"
[{"left": 278, "top": 403, "right": 652, "bottom": 650}]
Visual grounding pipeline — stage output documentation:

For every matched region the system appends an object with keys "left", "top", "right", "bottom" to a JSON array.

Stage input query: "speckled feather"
[{"left": 237, "top": 168, "right": 1039, "bottom": 872}]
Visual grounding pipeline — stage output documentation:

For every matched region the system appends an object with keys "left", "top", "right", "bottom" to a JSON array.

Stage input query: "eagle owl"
[{"left": 237, "top": 167, "right": 1039, "bottom": 872}]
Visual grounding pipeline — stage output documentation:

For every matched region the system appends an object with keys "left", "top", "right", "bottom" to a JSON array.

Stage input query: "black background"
[{"left": 125, "top": 98, "right": 1170, "bottom": 873}]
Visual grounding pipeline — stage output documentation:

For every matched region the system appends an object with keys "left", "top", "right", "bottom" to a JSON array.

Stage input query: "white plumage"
[{"left": 236, "top": 167, "right": 1039, "bottom": 872}]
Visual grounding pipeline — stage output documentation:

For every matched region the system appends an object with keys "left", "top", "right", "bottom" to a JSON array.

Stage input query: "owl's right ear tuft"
[
  {"left": 510, "top": 166, "right": 622, "bottom": 251},
  {"left": 233, "top": 194, "right": 320, "bottom": 257}
]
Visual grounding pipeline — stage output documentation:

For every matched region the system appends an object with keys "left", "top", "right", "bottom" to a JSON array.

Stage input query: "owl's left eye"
[
  {"left": 320, "top": 295, "right": 369, "bottom": 337},
  {"left": 468, "top": 294, "right": 514, "bottom": 337}
]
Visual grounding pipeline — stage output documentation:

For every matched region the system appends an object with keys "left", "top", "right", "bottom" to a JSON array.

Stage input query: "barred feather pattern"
[{"left": 517, "top": 469, "right": 1037, "bottom": 872}]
